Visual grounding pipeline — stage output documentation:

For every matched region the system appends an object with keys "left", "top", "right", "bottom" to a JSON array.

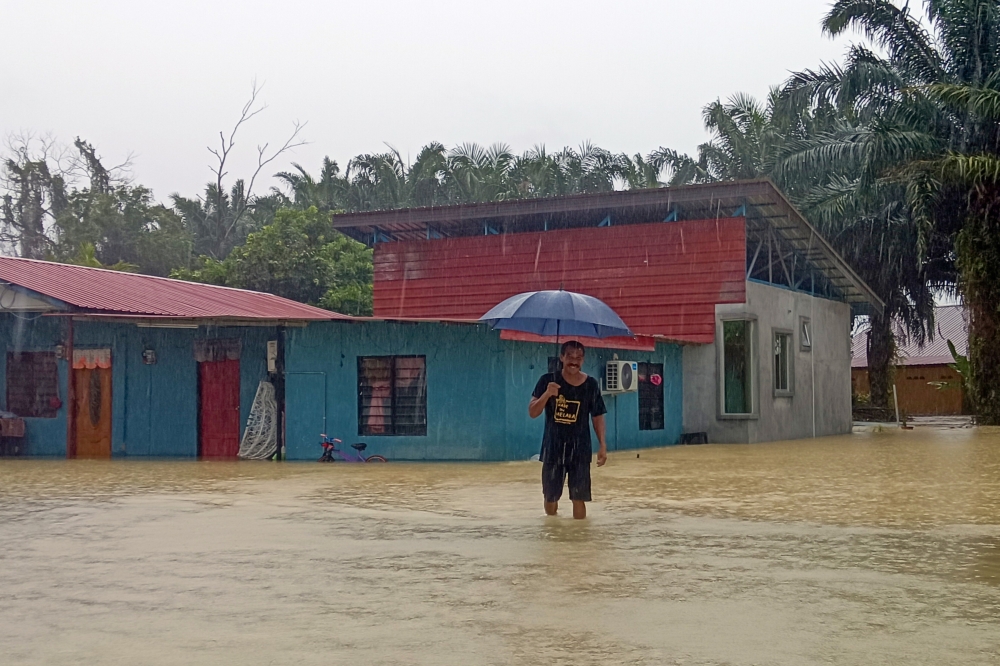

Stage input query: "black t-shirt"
[{"left": 532, "top": 372, "right": 607, "bottom": 465}]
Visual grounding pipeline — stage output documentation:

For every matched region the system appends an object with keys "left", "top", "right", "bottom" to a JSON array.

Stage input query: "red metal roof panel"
[
  {"left": 0, "top": 256, "right": 347, "bottom": 321},
  {"left": 372, "top": 218, "right": 747, "bottom": 344}
]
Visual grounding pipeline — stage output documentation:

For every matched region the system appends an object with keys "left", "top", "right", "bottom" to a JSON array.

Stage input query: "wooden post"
[
  {"left": 65, "top": 318, "right": 75, "bottom": 458},
  {"left": 892, "top": 384, "right": 901, "bottom": 427}
]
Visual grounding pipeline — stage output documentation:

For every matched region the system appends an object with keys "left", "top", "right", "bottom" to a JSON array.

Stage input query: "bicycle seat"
[{"left": 351, "top": 442, "right": 368, "bottom": 452}]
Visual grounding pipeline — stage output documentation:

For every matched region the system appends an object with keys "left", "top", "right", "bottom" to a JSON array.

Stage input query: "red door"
[{"left": 199, "top": 359, "right": 240, "bottom": 458}]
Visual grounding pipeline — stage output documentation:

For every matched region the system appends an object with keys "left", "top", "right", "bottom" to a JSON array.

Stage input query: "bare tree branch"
[
  {"left": 203, "top": 80, "right": 308, "bottom": 252},
  {"left": 208, "top": 80, "right": 269, "bottom": 217}
]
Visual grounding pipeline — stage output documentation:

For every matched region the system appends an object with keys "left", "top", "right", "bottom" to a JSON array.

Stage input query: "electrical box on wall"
[
  {"left": 267, "top": 340, "right": 278, "bottom": 373},
  {"left": 605, "top": 361, "right": 638, "bottom": 392}
]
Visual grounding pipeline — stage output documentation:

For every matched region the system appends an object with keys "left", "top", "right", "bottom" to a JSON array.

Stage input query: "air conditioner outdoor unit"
[{"left": 605, "top": 361, "right": 638, "bottom": 393}]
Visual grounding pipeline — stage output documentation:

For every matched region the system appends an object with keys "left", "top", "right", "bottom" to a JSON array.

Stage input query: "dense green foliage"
[
  {"left": 270, "top": 142, "right": 695, "bottom": 213},
  {"left": 172, "top": 208, "right": 373, "bottom": 316},
  {"left": 54, "top": 184, "right": 190, "bottom": 276}
]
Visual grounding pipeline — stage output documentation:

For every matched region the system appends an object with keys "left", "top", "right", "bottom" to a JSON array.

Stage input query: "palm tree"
[
  {"left": 509, "top": 143, "right": 620, "bottom": 196},
  {"left": 171, "top": 180, "right": 265, "bottom": 260},
  {"left": 274, "top": 157, "right": 350, "bottom": 212},
  {"left": 781, "top": 0, "right": 1000, "bottom": 420},
  {"left": 276, "top": 141, "right": 626, "bottom": 212},
  {"left": 661, "top": 87, "right": 940, "bottom": 409},
  {"left": 444, "top": 143, "right": 517, "bottom": 202},
  {"left": 700, "top": 91, "right": 787, "bottom": 180}
]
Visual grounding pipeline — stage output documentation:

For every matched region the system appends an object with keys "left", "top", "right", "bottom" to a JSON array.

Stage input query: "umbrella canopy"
[{"left": 479, "top": 290, "right": 633, "bottom": 339}]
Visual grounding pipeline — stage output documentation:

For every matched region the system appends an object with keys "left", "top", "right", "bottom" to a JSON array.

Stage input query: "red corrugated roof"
[
  {"left": 373, "top": 218, "right": 747, "bottom": 344},
  {"left": 852, "top": 305, "right": 968, "bottom": 368},
  {"left": 0, "top": 256, "right": 346, "bottom": 321}
]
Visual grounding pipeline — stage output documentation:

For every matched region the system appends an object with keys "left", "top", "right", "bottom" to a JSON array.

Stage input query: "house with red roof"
[
  {"left": 0, "top": 180, "right": 882, "bottom": 460},
  {"left": 324, "top": 179, "right": 882, "bottom": 450},
  {"left": 0, "top": 256, "right": 341, "bottom": 458}
]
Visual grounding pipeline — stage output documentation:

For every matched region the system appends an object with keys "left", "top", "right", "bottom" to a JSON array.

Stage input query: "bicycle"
[{"left": 318, "top": 435, "right": 388, "bottom": 463}]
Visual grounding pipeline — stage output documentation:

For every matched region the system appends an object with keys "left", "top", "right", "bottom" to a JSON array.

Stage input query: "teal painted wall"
[
  {"left": 284, "top": 321, "right": 509, "bottom": 461},
  {"left": 1, "top": 314, "right": 275, "bottom": 457},
  {"left": 284, "top": 320, "right": 683, "bottom": 461},
  {"left": 3, "top": 314, "right": 683, "bottom": 461},
  {"left": 499, "top": 340, "right": 684, "bottom": 459}
]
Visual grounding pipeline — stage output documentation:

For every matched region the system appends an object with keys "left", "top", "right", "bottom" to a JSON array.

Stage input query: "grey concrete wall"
[{"left": 683, "top": 281, "right": 853, "bottom": 443}]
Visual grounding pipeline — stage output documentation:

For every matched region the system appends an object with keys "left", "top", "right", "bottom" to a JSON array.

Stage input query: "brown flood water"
[{"left": 1, "top": 427, "right": 999, "bottom": 666}]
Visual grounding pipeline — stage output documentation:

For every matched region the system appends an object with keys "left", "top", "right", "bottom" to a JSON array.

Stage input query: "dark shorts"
[{"left": 541, "top": 460, "right": 592, "bottom": 503}]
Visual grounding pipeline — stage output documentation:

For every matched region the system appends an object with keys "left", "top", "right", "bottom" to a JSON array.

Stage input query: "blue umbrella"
[{"left": 479, "top": 290, "right": 633, "bottom": 340}]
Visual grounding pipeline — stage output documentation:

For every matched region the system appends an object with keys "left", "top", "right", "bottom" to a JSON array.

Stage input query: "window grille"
[
  {"left": 6, "top": 352, "right": 59, "bottom": 418},
  {"left": 774, "top": 331, "right": 792, "bottom": 395},
  {"left": 358, "top": 356, "right": 427, "bottom": 436},
  {"left": 638, "top": 362, "right": 664, "bottom": 431}
]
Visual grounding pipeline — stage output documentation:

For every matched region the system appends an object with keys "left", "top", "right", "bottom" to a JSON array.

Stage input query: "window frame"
[
  {"left": 5, "top": 351, "right": 60, "bottom": 419},
  {"left": 357, "top": 355, "right": 427, "bottom": 437},
  {"left": 717, "top": 316, "right": 759, "bottom": 420},
  {"left": 637, "top": 361, "right": 665, "bottom": 431},
  {"left": 772, "top": 328, "right": 794, "bottom": 398},
  {"left": 799, "top": 316, "right": 812, "bottom": 352}
]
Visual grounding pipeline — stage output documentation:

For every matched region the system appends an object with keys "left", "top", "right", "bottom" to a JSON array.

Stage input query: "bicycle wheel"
[{"left": 365, "top": 455, "right": 388, "bottom": 463}]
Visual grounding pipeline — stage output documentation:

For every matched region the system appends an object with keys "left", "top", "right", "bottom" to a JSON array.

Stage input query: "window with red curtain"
[{"left": 358, "top": 356, "right": 427, "bottom": 436}]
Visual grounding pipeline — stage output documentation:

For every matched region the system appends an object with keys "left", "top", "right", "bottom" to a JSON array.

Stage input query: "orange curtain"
[{"left": 73, "top": 348, "right": 111, "bottom": 370}]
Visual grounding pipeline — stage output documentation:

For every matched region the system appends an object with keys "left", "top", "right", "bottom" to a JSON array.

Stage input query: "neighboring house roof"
[
  {"left": 329, "top": 179, "right": 884, "bottom": 313},
  {"left": 851, "top": 304, "right": 968, "bottom": 368},
  {"left": 0, "top": 256, "right": 346, "bottom": 321}
]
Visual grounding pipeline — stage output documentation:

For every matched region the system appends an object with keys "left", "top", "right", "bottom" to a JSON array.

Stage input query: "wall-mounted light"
[
  {"left": 54, "top": 344, "right": 66, "bottom": 360},
  {"left": 142, "top": 348, "right": 157, "bottom": 365}
]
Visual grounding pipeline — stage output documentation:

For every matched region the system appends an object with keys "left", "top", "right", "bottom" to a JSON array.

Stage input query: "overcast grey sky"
[{"left": 2, "top": 1, "right": 852, "bottom": 201}]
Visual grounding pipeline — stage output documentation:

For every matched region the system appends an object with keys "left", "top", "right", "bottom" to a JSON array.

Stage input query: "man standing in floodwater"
[{"left": 528, "top": 340, "right": 608, "bottom": 519}]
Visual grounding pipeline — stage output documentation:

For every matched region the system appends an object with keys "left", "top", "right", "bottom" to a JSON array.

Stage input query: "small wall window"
[
  {"left": 6, "top": 352, "right": 60, "bottom": 418},
  {"left": 773, "top": 330, "right": 793, "bottom": 396},
  {"left": 800, "top": 317, "right": 812, "bottom": 351},
  {"left": 638, "top": 362, "right": 664, "bottom": 431},
  {"left": 358, "top": 356, "right": 427, "bottom": 436},
  {"left": 722, "top": 320, "right": 755, "bottom": 415}
]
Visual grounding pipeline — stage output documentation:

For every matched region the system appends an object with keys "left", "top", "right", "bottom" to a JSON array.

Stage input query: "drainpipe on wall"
[
  {"left": 275, "top": 326, "right": 286, "bottom": 460},
  {"left": 811, "top": 298, "right": 816, "bottom": 438},
  {"left": 65, "top": 317, "right": 75, "bottom": 458}
]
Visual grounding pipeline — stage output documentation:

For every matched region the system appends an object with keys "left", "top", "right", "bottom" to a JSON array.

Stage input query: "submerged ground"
[{"left": 1, "top": 428, "right": 998, "bottom": 665}]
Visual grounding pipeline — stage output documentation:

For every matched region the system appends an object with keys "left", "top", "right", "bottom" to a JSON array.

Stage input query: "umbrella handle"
[{"left": 555, "top": 320, "right": 560, "bottom": 382}]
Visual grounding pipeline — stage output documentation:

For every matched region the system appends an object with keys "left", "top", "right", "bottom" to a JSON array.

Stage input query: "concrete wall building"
[{"left": 331, "top": 179, "right": 881, "bottom": 446}]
